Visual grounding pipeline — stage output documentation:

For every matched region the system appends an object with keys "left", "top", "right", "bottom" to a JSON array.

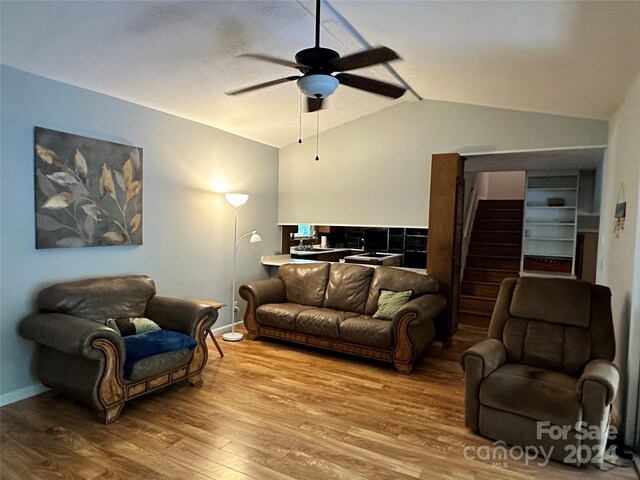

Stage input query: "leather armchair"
[
  {"left": 20, "top": 275, "right": 219, "bottom": 423},
  {"left": 461, "top": 276, "right": 619, "bottom": 468}
]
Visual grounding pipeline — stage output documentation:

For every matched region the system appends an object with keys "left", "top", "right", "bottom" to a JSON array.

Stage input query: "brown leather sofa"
[
  {"left": 19, "top": 275, "right": 219, "bottom": 423},
  {"left": 461, "top": 276, "right": 619, "bottom": 467},
  {"left": 239, "top": 263, "right": 446, "bottom": 373}
]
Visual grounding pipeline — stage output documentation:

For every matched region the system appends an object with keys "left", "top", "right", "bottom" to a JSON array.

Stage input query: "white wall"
[
  {"left": 279, "top": 100, "right": 608, "bottom": 227},
  {"left": 0, "top": 66, "right": 280, "bottom": 405},
  {"left": 597, "top": 72, "right": 640, "bottom": 447},
  {"left": 485, "top": 171, "right": 525, "bottom": 199}
]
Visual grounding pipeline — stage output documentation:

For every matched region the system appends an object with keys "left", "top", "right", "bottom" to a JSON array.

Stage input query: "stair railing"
[{"left": 461, "top": 174, "right": 485, "bottom": 276}]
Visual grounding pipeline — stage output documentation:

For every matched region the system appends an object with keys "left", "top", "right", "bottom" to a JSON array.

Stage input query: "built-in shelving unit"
[{"left": 521, "top": 171, "right": 578, "bottom": 276}]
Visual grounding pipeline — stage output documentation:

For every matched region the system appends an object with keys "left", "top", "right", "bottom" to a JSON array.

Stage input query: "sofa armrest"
[
  {"left": 19, "top": 312, "right": 124, "bottom": 361},
  {"left": 390, "top": 294, "right": 446, "bottom": 374},
  {"left": 578, "top": 359, "right": 619, "bottom": 406},
  {"left": 391, "top": 294, "right": 446, "bottom": 330},
  {"left": 144, "top": 296, "right": 218, "bottom": 337},
  {"left": 461, "top": 339, "right": 506, "bottom": 378},
  {"left": 239, "top": 278, "right": 286, "bottom": 307}
]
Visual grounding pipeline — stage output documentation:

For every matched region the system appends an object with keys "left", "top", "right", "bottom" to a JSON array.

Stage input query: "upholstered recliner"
[
  {"left": 19, "top": 275, "right": 219, "bottom": 423},
  {"left": 462, "top": 276, "right": 619, "bottom": 467}
]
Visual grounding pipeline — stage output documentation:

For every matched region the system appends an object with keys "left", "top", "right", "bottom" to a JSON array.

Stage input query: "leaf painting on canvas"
[{"left": 34, "top": 127, "right": 143, "bottom": 248}]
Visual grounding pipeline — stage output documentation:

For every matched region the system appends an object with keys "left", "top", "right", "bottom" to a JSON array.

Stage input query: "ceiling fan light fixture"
[{"left": 297, "top": 74, "right": 339, "bottom": 99}]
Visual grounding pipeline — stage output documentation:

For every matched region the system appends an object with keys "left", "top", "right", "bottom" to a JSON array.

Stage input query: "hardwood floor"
[{"left": 1, "top": 325, "right": 637, "bottom": 480}]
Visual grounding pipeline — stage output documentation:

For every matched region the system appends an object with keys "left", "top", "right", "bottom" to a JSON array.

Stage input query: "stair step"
[
  {"left": 460, "top": 295, "right": 496, "bottom": 314},
  {"left": 471, "top": 231, "right": 522, "bottom": 244},
  {"left": 477, "top": 199, "right": 524, "bottom": 210},
  {"left": 458, "top": 310, "right": 492, "bottom": 328},
  {"left": 461, "top": 281, "right": 502, "bottom": 297},
  {"left": 466, "top": 255, "right": 521, "bottom": 270},
  {"left": 468, "top": 243, "right": 522, "bottom": 257},
  {"left": 464, "top": 268, "right": 520, "bottom": 283},
  {"left": 473, "top": 219, "right": 523, "bottom": 232},
  {"left": 475, "top": 209, "right": 523, "bottom": 221}
]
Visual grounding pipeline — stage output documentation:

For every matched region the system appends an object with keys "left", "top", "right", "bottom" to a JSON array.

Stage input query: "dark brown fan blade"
[
  {"left": 306, "top": 96, "right": 325, "bottom": 112},
  {"left": 335, "top": 73, "right": 405, "bottom": 99},
  {"left": 331, "top": 46, "right": 400, "bottom": 72},
  {"left": 239, "top": 53, "right": 305, "bottom": 69},
  {"left": 226, "top": 76, "right": 300, "bottom": 95}
]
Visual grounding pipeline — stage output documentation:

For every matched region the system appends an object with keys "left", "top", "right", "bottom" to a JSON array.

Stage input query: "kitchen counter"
[
  {"left": 261, "top": 254, "right": 427, "bottom": 275},
  {"left": 289, "top": 247, "right": 355, "bottom": 257},
  {"left": 344, "top": 252, "right": 403, "bottom": 267}
]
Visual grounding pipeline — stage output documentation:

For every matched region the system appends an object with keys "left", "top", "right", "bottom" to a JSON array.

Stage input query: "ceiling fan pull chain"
[
  {"left": 298, "top": 92, "right": 303, "bottom": 144},
  {"left": 315, "top": 102, "right": 320, "bottom": 161}
]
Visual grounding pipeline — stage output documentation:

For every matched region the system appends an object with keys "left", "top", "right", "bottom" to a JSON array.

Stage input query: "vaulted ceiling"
[{"left": 2, "top": 1, "right": 639, "bottom": 147}]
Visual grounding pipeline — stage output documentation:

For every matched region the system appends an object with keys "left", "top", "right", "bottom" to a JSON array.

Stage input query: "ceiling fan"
[{"left": 226, "top": 0, "right": 406, "bottom": 112}]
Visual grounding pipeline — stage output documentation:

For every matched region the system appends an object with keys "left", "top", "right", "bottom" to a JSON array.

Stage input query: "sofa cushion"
[
  {"left": 323, "top": 263, "right": 373, "bottom": 313},
  {"left": 480, "top": 363, "right": 581, "bottom": 426},
  {"left": 297, "top": 308, "right": 358, "bottom": 339},
  {"left": 256, "top": 303, "right": 310, "bottom": 331},
  {"left": 127, "top": 348, "right": 194, "bottom": 382},
  {"left": 373, "top": 290, "right": 412, "bottom": 320},
  {"left": 510, "top": 276, "right": 591, "bottom": 327},
  {"left": 123, "top": 330, "right": 196, "bottom": 379},
  {"left": 279, "top": 263, "right": 330, "bottom": 307},
  {"left": 340, "top": 316, "right": 393, "bottom": 348},
  {"left": 503, "top": 317, "right": 591, "bottom": 374},
  {"left": 37, "top": 275, "right": 156, "bottom": 322},
  {"left": 365, "top": 267, "right": 439, "bottom": 316}
]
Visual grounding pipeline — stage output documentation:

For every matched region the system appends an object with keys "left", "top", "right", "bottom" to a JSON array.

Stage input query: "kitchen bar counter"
[{"left": 261, "top": 254, "right": 427, "bottom": 275}]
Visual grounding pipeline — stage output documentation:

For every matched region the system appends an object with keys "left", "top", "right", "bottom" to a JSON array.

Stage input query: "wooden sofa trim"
[{"left": 254, "top": 325, "right": 394, "bottom": 362}]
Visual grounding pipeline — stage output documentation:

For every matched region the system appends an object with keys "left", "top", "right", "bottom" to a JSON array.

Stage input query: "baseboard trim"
[
  {"left": 210, "top": 320, "right": 244, "bottom": 334},
  {"left": 0, "top": 383, "right": 49, "bottom": 407}
]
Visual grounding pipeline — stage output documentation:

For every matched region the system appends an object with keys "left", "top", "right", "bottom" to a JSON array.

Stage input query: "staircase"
[{"left": 459, "top": 199, "right": 523, "bottom": 328}]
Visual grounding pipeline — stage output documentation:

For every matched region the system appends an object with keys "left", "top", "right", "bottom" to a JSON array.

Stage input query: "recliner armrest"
[
  {"left": 144, "top": 296, "right": 218, "bottom": 337},
  {"left": 19, "top": 312, "right": 124, "bottom": 361},
  {"left": 239, "top": 278, "right": 286, "bottom": 308},
  {"left": 461, "top": 339, "right": 506, "bottom": 378},
  {"left": 578, "top": 359, "right": 619, "bottom": 405}
]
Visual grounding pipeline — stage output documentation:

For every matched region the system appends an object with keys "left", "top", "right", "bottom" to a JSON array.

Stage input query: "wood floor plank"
[{"left": 1, "top": 326, "right": 637, "bottom": 479}]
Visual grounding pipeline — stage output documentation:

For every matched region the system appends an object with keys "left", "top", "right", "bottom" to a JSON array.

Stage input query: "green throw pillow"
[
  {"left": 106, "top": 317, "right": 161, "bottom": 337},
  {"left": 373, "top": 289, "right": 412, "bottom": 320}
]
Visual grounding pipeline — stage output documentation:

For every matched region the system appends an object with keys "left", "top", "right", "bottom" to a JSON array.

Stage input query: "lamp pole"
[
  {"left": 222, "top": 193, "right": 260, "bottom": 342},
  {"left": 224, "top": 205, "right": 244, "bottom": 342}
]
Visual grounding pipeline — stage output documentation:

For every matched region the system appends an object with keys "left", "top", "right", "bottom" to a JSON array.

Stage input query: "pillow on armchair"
[{"left": 107, "top": 317, "right": 161, "bottom": 336}]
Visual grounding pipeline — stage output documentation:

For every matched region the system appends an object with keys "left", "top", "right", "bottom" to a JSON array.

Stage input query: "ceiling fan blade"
[
  {"left": 331, "top": 46, "right": 400, "bottom": 72},
  {"left": 336, "top": 73, "right": 406, "bottom": 99},
  {"left": 226, "top": 76, "right": 300, "bottom": 95},
  {"left": 306, "top": 96, "right": 326, "bottom": 113},
  {"left": 239, "top": 53, "right": 305, "bottom": 69}
]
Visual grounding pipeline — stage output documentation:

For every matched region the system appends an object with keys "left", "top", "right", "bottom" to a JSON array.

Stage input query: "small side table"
[{"left": 196, "top": 300, "right": 225, "bottom": 358}]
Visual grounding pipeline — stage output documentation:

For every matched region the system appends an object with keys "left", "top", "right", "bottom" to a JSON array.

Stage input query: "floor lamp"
[{"left": 223, "top": 193, "right": 262, "bottom": 342}]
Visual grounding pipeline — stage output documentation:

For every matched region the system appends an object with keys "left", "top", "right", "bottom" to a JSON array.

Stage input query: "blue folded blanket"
[{"left": 123, "top": 330, "right": 197, "bottom": 378}]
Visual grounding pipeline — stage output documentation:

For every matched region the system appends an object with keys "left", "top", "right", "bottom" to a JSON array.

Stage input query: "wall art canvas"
[{"left": 34, "top": 127, "right": 143, "bottom": 248}]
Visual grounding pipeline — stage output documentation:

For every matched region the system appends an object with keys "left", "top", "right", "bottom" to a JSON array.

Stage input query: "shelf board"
[
  {"left": 524, "top": 222, "right": 576, "bottom": 226},
  {"left": 526, "top": 205, "right": 576, "bottom": 210},
  {"left": 521, "top": 270, "right": 575, "bottom": 278},
  {"left": 527, "top": 187, "right": 577, "bottom": 191},
  {"left": 525, "top": 237, "right": 574, "bottom": 241},
  {"left": 523, "top": 253, "right": 574, "bottom": 258}
]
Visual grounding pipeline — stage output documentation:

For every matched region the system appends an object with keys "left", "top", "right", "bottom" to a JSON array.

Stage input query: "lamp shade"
[
  {"left": 225, "top": 193, "right": 249, "bottom": 207},
  {"left": 249, "top": 231, "right": 262, "bottom": 243},
  {"left": 297, "top": 74, "right": 339, "bottom": 99}
]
